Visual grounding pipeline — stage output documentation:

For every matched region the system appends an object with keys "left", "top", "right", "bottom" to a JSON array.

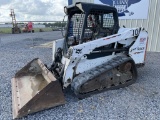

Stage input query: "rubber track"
[{"left": 71, "top": 56, "right": 137, "bottom": 99}]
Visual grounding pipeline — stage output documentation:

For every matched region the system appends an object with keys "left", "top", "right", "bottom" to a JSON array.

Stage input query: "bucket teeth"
[{"left": 11, "top": 58, "right": 65, "bottom": 119}]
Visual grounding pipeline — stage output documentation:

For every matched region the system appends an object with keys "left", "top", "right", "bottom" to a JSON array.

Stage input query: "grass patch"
[
  {"left": 0, "top": 27, "right": 53, "bottom": 34},
  {"left": 0, "top": 28, "right": 12, "bottom": 34}
]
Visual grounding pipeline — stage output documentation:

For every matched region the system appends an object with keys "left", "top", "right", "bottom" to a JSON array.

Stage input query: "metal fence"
[{"left": 0, "top": 21, "right": 67, "bottom": 34}]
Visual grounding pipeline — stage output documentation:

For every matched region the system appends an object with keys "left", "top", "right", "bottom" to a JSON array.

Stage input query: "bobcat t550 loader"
[{"left": 11, "top": 2, "right": 148, "bottom": 119}]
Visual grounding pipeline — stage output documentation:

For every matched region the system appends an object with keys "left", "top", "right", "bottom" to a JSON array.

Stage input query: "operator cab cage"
[{"left": 64, "top": 2, "right": 119, "bottom": 48}]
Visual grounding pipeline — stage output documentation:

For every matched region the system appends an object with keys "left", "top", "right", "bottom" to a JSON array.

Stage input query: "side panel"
[
  {"left": 129, "top": 31, "right": 148, "bottom": 64},
  {"left": 75, "top": 55, "right": 114, "bottom": 75}
]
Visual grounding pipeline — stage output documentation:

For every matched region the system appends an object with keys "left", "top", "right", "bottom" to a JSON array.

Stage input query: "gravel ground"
[{"left": 0, "top": 32, "right": 160, "bottom": 120}]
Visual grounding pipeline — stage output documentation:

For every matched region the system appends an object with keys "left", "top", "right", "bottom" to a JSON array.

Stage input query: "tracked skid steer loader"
[{"left": 11, "top": 2, "right": 148, "bottom": 119}]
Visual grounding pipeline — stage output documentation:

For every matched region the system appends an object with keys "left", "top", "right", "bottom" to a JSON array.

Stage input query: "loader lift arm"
[{"left": 62, "top": 28, "right": 147, "bottom": 88}]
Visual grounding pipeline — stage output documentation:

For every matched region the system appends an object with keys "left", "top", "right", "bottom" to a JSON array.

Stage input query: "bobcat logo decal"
[{"left": 99, "top": 0, "right": 141, "bottom": 16}]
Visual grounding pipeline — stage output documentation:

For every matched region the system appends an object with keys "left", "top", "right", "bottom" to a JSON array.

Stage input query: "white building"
[{"left": 70, "top": 0, "right": 160, "bottom": 52}]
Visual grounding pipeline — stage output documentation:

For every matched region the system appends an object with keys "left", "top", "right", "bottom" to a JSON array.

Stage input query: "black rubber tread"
[{"left": 71, "top": 56, "right": 137, "bottom": 99}]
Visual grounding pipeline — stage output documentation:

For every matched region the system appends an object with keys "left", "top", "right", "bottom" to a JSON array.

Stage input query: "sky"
[{"left": 0, "top": 0, "right": 68, "bottom": 22}]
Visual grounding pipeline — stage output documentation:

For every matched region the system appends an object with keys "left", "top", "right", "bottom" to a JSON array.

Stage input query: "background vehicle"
[
  {"left": 22, "top": 22, "right": 34, "bottom": 33},
  {"left": 10, "top": 9, "right": 21, "bottom": 34}
]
